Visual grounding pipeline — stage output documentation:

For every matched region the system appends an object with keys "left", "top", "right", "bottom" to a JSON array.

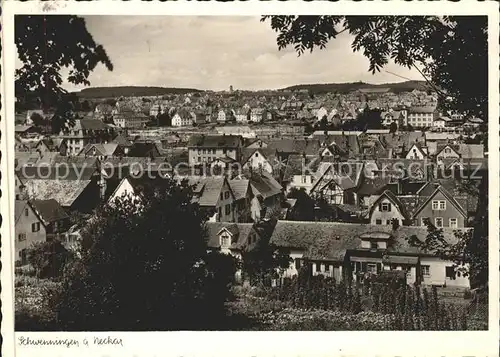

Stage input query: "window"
[
  {"left": 295, "top": 258, "right": 301, "bottom": 270},
  {"left": 220, "top": 233, "right": 230, "bottom": 247},
  {"left": 432, "top": 200, "right": 446, "bottom": 211},
  {"left": 18, "top": 233, "right": 26, "bottom": 242},
  {"left": 367, "top": 264, "right": 377, "bottom": 273},
  {"left": 380, "top": 202, "right": 391, "bottom": 212},
  {"left": 449, "top": 218, "right": 458, "bottom": 228},
  {"left": 31, "top": 222, "right": 40, "bottom": 232},
  {"left": 315, "top": 263, "right": 321, "bottom": 272},
  {"left": 435, "top": 217, "right": 443, "bottom": 228},
  {"left": 220, "top": 193, "right": 223, "bottom": 201},
  {"left": 421, "top": 218, "right": 429, "bottom": 227},
  {"left": 370, "top": 241, "right": 378, "bottom": 250},
  {"left": 445, "top": 266, "right": 456, "bottom": 280},
  {"left": 444, "top": 147, "right": 451, "bottom": 154},
  {"left": 224, "top": 191, "right": 230, "bottom": 200},
  {"left": 386, "top": 220, "right": 391, "bottom": 225},
  {"left": 255, "top": 152, "right": 259, "bottom": 157},
  {"left": 301, "top": 175, "right": 307, "bottom": 184},
  {"left": 421, "top": 265, "right": 430, "bottom": 276},
  {"left": 375, "top": 219, "right": 382, "bottom": 225},
  {"left": 24, "top": 208, "right": 29, "bottom": 216},
  {"left": 225, "top": 204, "right": 231, "bottom": 215}
]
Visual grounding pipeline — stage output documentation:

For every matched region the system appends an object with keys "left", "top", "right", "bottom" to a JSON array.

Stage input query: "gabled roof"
[
  {"left": 205, "top": 222, "right": 256, "bottom": 250},
  {"left": 30, "top": 199, "right": 69, "bottom": 225},
  {"left": 24, "top": 179, "right": 92, "bottom": 207},
  {"left": 249, "top": 172, "right": 282, "bottom": 199},
  {"left": 368, "top": 190, "right": 410, "bottom": 221},
  {"left": 241, "top": 148, "right": 276, "bottom": 166},
  {"left": 229, "top": 179, "right": 250, "bottom": 201},
  {"left": 412, "top": 185, "right": 467, "bottom": 219}
]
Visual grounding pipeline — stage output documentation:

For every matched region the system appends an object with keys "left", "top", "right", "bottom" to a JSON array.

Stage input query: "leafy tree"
[
  {"left": 16, "top": 15, "right": 112, "bottom": 111},
  {"left": 287, "top": 188, "right": 315, "bottom": 221},
  {"left": 27, "top": 240, "right": 74, "bottom": 279},
  {"left": 30, "top": 112, "right": 46, "bottom": 127},
  {"left": 262, "top": 16, "right": 487, "bottom": 119},
  {"left": 49, "top": 179, "right": 237, "bottom": 330},
  {"left": 241, "top": 220, "right": 291, "bottom": 285}
]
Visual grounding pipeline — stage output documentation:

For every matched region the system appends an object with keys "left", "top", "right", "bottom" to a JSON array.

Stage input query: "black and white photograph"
[{"left": 5, "top": 4, "right": 497, "bottom": 344}]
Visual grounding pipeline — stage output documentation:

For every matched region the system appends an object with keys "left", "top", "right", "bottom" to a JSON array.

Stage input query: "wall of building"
[
  {"left": 15, "top": 203, "right": 46, "bottom": 264},
  {"left": 420, "top": 257, "right": 470, "bottom": 288},
  {"left": 414, "top": 191, "right": 465, "bottom": 228},
  {"left": 370, "top": 197, "right": 405, "bottom": 226}
]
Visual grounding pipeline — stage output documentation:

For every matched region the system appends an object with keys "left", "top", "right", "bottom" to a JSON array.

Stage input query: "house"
[
  {"left": 127, "top": 142, "right": 161, "bottom": 158},
  {"left": 248, "top": 172, "right": 283, "bottom": 219},
  {"left": 23, "top": 179, "right": 100, "bottom": 213},
  {"left": 171, "top": 110, "right": 194, "bottom": 127},
  {"left": 59, "top": 119, "right": 112, "bottom": 156},
  {"left": 405, "top": 143, "right": 428, "bottom": 160},
  {"left": 250, "top": 108, "right": 264, "bottom": 122},
  {"left": 35, "top": 138, "right": 67, "bottom": 156},
  {"left": 29, "top": 199, "right": 70, "bottom": 241},
  {"left": 269, "top": 221, "right": 471, "bottom": 288},
  {"left": 113, "top": 111, "right": 149, "bottom": 129},
  {"left": 188, "top": 134, "right": 243, "bottom": 165},
  {"left": 308, "top": 161, "right": 362, "bottom": 205},
  {"left": 15, "top": 125, "right": 39, "bottom": 139},
  {"left": 205, "top": 222, "right": 261, "bottom": 281},
  {"left": 436, "top": 144, "right": 484, "bottom": 164},
  {"left": 192, "top": 176, "right": 238, "bottom": 222},
  {"left": 216, "top": 126, "right": 256, "bottom": 139},
  {"left": 229, "top": 179, "right": 257, "bottom": 223},
  {"left": 412, "top": 185, "right": 467, "bottom": 228},
  {"left": 368, "top": 190, "right": 410, "bottom": 226},
  {"left": 235, "top": 107, "right": 250, "bottom": 123},
  {"left": 241, "top": 148, "right": 275, "bottom": 175},
  {"left": 15, "top": 200, "right": 46, "bottom": 265},
  {"left": 205, "top": 222, "right": 260, "bottom": 259},
  {"left": 79, "top": 143, "right": 123, "bottom": 159},
  {"left": 217, "top": 109, "right": 229, "bottom": 122},
  {"left": 407, "top": 106, "right": 438, "bottom": 128}
]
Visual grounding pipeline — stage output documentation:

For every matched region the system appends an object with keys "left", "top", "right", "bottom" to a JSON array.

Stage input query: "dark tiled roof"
[
  {"left": 205, "top": 222, "right": 256, "bottom": 250},
  {"left": 356, "top": 176, "right": 391, "bottom": 196},
  {"left": 188, "top": 134, "right": 242, "bottom": 148},
  {"left": 24, "top": 179, "right": 92, "bottom": 207},
  {"left": 249, "top": 172, "right": 282, "bottom": 199},
  {"left": 30, "top": 199, "right": 69, "bottom": 225},
  {"left": 229, "top": 179, "right": 250, "bottom": 201}
]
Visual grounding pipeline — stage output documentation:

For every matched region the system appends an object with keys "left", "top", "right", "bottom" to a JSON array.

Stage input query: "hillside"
[
  {"left": 282, "top": 80, "right": 431, "bottom": 94},
  {"left": 76, "top": 86, "right": 203, "bottom": 98}
]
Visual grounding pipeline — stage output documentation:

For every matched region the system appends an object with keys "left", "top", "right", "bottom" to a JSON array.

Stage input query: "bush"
[{"left": 463, "top": 289, "right": 472, "bottom": 300}]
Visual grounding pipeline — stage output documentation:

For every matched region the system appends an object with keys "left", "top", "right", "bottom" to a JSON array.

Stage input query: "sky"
[{"left": 65, "top": 16, "right": 421, "bottom": 92}]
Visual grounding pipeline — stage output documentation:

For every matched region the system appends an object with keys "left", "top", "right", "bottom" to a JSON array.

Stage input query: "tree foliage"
[
  {"left": 15, "top": 15, "right": 113, "bottom": 108},
  {"left": 262, "top": 16, "right": 487, "bottom": 119},
  {"left": 287, "top": 188, "right": 315, "bottom": 221},
  {"left": 242, "top": 220, "right": 292, "bottom": 286},
  {"left": 49, "top": 179, "right": 237, "bottom": 330},
  {"left": 27, "top": 240, "right": 74, "bottom": 279}
]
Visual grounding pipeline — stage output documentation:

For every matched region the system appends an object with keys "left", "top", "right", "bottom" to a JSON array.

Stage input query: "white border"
[{"left": 2, "top": 2, "right": 499, "bottom": 357}]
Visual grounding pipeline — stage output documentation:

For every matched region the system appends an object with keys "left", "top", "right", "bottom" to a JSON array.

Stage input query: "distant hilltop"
[
  {"left": 76, "top": 86, "right": 203, "bottom": 98},
  {"left": 281, "top": 80, "right": 431, "bottom": 94},
  {"left": 73, "top": 80, "right": 431, "bottom": 99}
]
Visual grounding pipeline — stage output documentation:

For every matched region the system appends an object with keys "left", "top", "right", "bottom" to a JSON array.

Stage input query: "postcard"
[{"left": 1, "top": 1, "right": 499, "bottom": 356}]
